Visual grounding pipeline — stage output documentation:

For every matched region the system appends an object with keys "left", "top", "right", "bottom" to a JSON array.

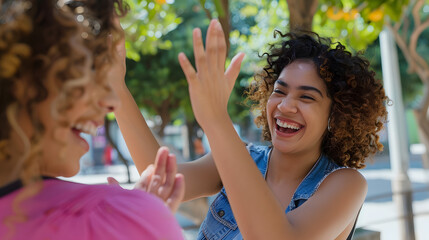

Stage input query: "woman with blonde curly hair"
[
  {"left": 0, "top": 1, "right": 184, "bottom": 239},
  {"left": 116, "top": 20, "right": 388, "bottom": 240}
]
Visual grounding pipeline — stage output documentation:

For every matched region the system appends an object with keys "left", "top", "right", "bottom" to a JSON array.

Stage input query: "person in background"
[{"left": 0, "top": 1, "right": 184, "bottom": 239}]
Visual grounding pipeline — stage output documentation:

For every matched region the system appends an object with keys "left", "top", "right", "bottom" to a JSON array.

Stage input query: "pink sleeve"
[
  {"left": 9, "top": 183, "right": 185, "bottom": 240},
  {"left": 85, "top": 188, "right": 184, "bottom": 240}
]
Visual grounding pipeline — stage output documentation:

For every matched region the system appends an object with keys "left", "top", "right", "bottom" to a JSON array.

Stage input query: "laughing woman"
[
  {"left": 179, "top": 20, "right": 388, "bottom": 240},
  {"left": 0, "top": 1, "right": 184, "bottom": 239},
  {"left": 115, "top": 20, "right": 388, "bottom": 240}
]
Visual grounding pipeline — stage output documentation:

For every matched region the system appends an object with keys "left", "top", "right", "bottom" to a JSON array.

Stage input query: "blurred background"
[{"left": 65, "top": 0, "right": 429, "bottom": 239}]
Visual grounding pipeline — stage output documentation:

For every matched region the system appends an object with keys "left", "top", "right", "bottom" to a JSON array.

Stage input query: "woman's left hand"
[
  {"left": 178, "top": 19, "right": 245, "bottom": 128},
  {"left": 108, "top": 147, "right": 185, "bottom": 213},
  {"left": 136, "top": 147, "right": 185, "bottom": 213}
]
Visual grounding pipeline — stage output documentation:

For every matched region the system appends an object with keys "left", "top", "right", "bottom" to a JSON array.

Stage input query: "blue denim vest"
[{"left": 197, "top": 144, "right": 346, "bottom": 240}]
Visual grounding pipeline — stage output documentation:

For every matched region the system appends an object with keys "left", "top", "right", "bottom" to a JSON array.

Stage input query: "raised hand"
[{"left": 178, "top": 19, "right": 245, "bottom": 128}]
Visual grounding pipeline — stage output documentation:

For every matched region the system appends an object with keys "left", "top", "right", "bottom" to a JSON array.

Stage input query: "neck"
[
  {"left": 268, "top": 147, "right": 322, "bottom": 183},
  {"left": 0, "top": 142, "right": 24, "bottom": 187},
  {"left": 0, "top": 163, "right": 21, "bottom": 187},
  {"left": 1, "top": 106, "right": 33, "bottom": 187}
]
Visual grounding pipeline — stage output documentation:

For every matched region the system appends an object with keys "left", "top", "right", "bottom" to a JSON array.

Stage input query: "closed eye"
[
  {"left": 273, "top": 89, "right": 285, "bottom": 95},
  {"left": 301, "top": 95, "right": 315, "bottom": 100}
]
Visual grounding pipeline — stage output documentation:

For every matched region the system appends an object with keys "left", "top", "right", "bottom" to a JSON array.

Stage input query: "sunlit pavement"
[
  {"left": 66, "top": 153, "right": 429, "bottom": 240},
  {"left": 358, "top": 153, "right": 429, "bottom": 240}
]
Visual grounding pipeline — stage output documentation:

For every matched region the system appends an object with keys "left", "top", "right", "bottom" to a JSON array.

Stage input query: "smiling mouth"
[
  {"left": 71, "top": 122, "right": 99, "bottom": 136},
  {"left": 275, "top": 119, "right": 303, "bottom": 134}
]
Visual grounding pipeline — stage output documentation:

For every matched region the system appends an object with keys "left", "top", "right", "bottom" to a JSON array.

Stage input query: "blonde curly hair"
[{"left": 0, "top": 0, "right": 128, "bottom": 236}]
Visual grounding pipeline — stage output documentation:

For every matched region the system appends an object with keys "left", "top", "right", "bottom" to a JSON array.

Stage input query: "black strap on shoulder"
[
  {"left": 346, "top": 206, "right": 362, "bottom": 240},
  {"left": 0, "top": 176, "right": 54, "bottom": 198}
]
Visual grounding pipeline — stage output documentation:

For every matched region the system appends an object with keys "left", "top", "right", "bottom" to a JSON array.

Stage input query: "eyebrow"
[{"left": 275, "top": 80, "right": 324, "bottom": 98}]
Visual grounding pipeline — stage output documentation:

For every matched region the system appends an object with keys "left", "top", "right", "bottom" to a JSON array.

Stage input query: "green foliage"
[
  {"left": 315, "top": 0, "right": 409, "bottom": 50},
  {"left": 125, "top": 0, "right": 208, "bottom": 126},
  {"left": 229, "top": 0, "right": 289, "bottom": 75},
  {"left": 123, "top": 0, "right": 182, "bottom": 61}
]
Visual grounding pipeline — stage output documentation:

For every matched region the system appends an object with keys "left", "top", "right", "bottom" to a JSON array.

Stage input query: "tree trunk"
[
  {"left": 201, "top": 0, "right": 230, "bottom": 53},
  {"left": 158, "top": 107, "right": 171, "bottom": 138},
  {"left": 104, "top": 118, "right": 132, "bottom": 183},
  {"left": 218, "top": 0, "right": 230, "bottom": 53},
  {"left": 286, "top": 0, "right": 318, "bottom": 32},
  {"left": 186, "top": 120, "right": 200, "bottom": 159},
  {"left": 386, "top": 0, "right": 429, "bottom": 183},
  {"left": 413, "top": 84, "right": 429, "bottom": 180}
]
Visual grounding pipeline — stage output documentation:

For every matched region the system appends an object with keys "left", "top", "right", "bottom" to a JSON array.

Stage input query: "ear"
[
  {"left": 13, "top": 77, "right": 29, "bottom": 104},
  {"left": 13, "top": 76, "right": 39, "bottom": 105}
]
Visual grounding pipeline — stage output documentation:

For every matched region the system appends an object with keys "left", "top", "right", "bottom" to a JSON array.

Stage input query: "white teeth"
[
  {"left": 276, "top": 119, "right": 300, "bottom": 130},
  {"left": 73, "top": 122, "right": 98, "bottom": 136}
]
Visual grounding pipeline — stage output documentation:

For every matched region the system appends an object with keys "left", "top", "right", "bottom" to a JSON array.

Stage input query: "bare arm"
[
  {"left": 178, "top": 19, "right": 367, "bottom": 240},
  {"left": 111, "top": 24, "right": 221, "bottom": 201}
]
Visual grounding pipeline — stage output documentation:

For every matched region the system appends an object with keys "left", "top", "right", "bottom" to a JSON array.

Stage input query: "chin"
[
  {"left": 60, "top": 165, "right": 81, "bottom": 178},
  {"left": 56, "top": 156, "right": 82, "bottom": 178}
]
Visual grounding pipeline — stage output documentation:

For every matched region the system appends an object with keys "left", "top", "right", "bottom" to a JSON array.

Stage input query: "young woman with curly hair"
[
  {"left": 0, "top": 1, "right": 184, "bottom": 239},
  {"left": 117, "top": 20, "right": 388, "bottom": 240}
]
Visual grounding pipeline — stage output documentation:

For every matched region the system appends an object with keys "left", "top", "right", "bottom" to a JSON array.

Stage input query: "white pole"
[{"left": 379, "top": 27, "right": 416, "bottom": 240}]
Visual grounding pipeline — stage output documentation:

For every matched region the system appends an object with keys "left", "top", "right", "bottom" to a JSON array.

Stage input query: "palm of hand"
[{"left": 178, "top": 20, "right": 245, "bottom": 128}]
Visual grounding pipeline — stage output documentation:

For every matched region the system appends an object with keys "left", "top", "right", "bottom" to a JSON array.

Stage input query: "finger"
[
  {"left": 153, "top": 146, "right": 169, "bottom": 183},
  {"left": 107, "top": 177, "right": 120, "bottom": 185},
  {"left": 147, "top": 174, "right": 162, "bottom": 195},
  {"left": 166, "top": 174, "right": 185, "bottom": 213},
  {"left": 135, "top": 164, "right": 154, "bottom": 191},
  {"left": 192, "top": 28, "right": 207, "bottom": 74},
  {"left": 148, "top": 147, "right": 169, "bottom": 194},
  {"left": 215, "top": 21, "right": 227, "bottom": 72},
  {"left": 205, "top": 20, "right": 219, "bottom": 74},
  {"left": 225, "top": 52, "right": 245, "bottom": 89},
  {"left": 158, "top": 153, "right": 178, "bottom": 200},
  {"left": 178, "top": 52, "right": 197, "bottom": 85}
]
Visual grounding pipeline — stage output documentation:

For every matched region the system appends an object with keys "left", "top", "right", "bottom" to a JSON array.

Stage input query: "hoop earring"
[{"left": 327, "top": 117, "right": 332, "bottom": 132}]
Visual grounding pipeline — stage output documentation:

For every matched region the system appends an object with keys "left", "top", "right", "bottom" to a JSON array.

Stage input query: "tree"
[
  {"left": 316, "top": 0, "right": 409, "bottom": 49},
  {"left": 385, "top": 0, "right": 429, "bottom": 168},
  {"left": 286, "top": 0, "right": 318, "bottom": 31},
  {"left": 125, "top": 0, "right": 207, "bottom": 136},
  {"left": 122, "top": 0, "right": 181, "bottom": 61},
  {"left": 126, "top": 0, "right": 253, "bottom": 156}
]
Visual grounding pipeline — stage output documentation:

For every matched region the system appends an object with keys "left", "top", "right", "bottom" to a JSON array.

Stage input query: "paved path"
[{"left": 358, "top": 154, "right": 429, "bottom": 240}]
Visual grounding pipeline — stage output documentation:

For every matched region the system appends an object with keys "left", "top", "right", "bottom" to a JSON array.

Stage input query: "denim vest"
[{"left": 197, "top": 144, "right": 346, "bottom": 240}]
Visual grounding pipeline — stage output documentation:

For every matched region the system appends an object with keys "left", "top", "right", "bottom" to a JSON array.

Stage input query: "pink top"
[{"left": 0, "top": 179, "right": 184, "bottom": 240}]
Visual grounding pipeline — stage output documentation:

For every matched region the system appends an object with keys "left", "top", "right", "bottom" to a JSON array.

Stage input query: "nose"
[
  {"left": 98, "top": 84, "right": 120, "bottom": 113},
  {"left": 277, "top": 97, "right": 298, "bottom": 114}
]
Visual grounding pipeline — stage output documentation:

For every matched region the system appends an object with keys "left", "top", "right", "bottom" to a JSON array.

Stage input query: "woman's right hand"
[{"left": 178, "top": 19, "right": 245, "bottom": 129}]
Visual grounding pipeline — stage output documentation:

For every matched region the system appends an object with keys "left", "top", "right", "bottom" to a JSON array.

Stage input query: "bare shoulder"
[
  {"left": 286, "top": 168, "right": 367, "bottom": 239},
  {"left": 321, "top": 168, "right": 367, "bottom": 194},
  {"left": 314, "top": 167, "right": 368, "bottom": 211}
]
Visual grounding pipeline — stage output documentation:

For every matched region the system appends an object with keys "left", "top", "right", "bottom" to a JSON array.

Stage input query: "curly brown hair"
[{"left": 246, "top": 31, "right": 388, "bottom": 169}]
